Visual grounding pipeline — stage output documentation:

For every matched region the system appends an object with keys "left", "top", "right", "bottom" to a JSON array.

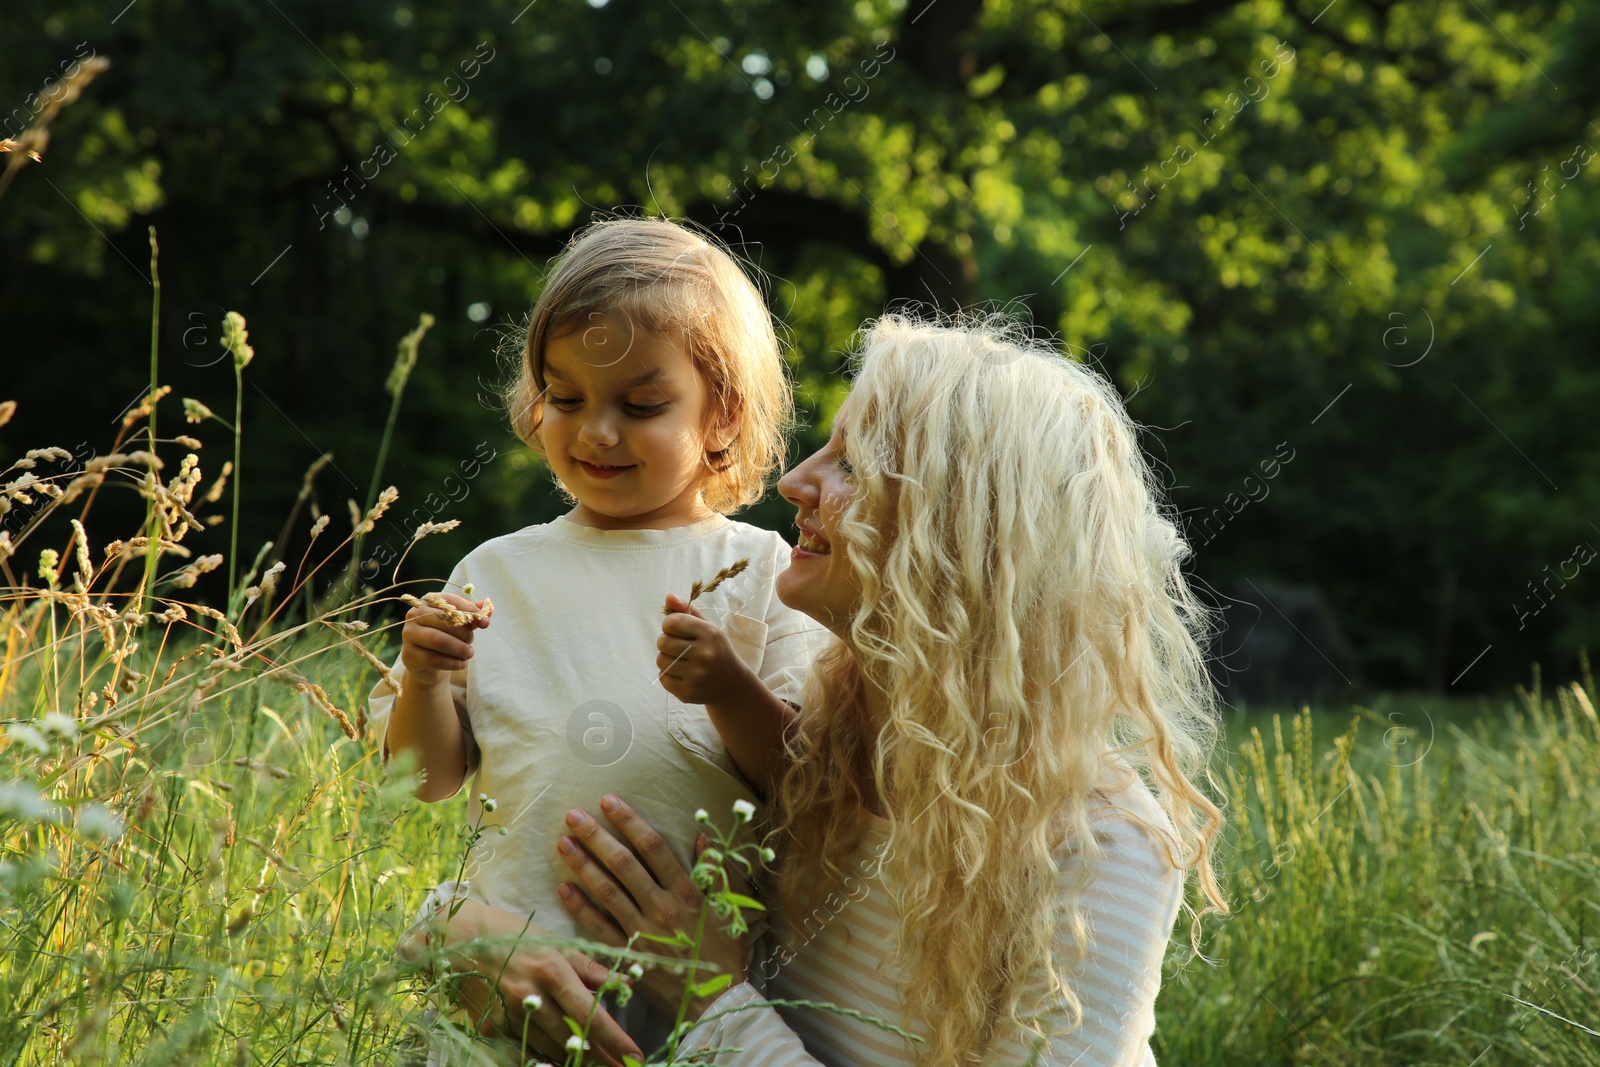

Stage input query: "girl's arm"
[
  {"left": 658, "top": 593, "right": 794, "bottom": 795},
  {"left": 702, "top": 668, "right": 798, "bottom": 794}
]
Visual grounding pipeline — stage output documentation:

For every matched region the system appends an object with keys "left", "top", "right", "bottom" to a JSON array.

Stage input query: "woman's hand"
[
  {"left": 557, "top": 794, "right": 749, "bottom": 1022},
  {"left": 401, "top": 898, "right": 643, "bottom": 1066}
]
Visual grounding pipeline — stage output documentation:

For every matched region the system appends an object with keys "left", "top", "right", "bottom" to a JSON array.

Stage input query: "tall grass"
[
  {"left": 2, "top": 312, "right": 1597, "bottom": 1064},
  {"left": 1157, "top": 665, "right": 1600, "bottom": 1065}
]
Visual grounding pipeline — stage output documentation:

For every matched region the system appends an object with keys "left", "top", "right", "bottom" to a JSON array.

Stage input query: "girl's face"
[
  {"left": 776, "top": 403, "right": 862, "bottom": 634},
  {"left": 539, "top": 312, "right": 734, "bottom": 530}
]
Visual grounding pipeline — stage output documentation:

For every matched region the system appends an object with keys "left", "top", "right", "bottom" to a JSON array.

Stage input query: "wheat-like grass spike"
[{"left": 662, "top": 558, "right": 750, "bottom": 615}]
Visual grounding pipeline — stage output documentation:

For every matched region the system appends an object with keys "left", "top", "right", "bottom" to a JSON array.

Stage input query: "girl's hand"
[
  {"left": 401, "top": 592, "right": 491, "bottom": 688},
  {"left": 657, "top": 595, "right": 753, "bottom": 706},
  {"left": 557, "top": 795, "right": 749, "bottom": 1022},
  {"left": 403, "top": 899, "right": 643, "bottom": 1066}
]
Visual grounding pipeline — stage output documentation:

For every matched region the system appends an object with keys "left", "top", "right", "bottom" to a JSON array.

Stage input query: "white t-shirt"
[{"left": 367, "top": 512, "right": 830, "bottom": 942}]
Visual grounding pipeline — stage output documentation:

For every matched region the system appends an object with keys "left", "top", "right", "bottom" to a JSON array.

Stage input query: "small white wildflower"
[
  {"left": 462, "top": 582, "right": 475, "bottom": 596},
  {"left": 482, "top": 797, "right": 497, "bottom": 813},
  {"left": 627, "top": 963, "right": 644, "bottom": 980},
  {"left": 732, "top": 798, "right": 756, "bottom": 823},
  {"left": 77, "top": 804, "right": 125, "bottom": 842},
  {"left": 39, "top": 712, "right": 78, "bottom": 740},
  {"left": 522, "top": 993, "right": 542, "bottom": 1010},
  {"left": 760, "top": 847, "right": 777, "bottom": 863},
  {"left": 565, "top": 1035, "right": 588, "bottom": 1052},
  {"left": 497, "top": 825, "right": 508, "bottom": 836},
  {"left": 478, "top": 793, "right": 488, "bottom": 804},
  {"left": 693, "top": 808, "right": 710, "bottom": 824}
]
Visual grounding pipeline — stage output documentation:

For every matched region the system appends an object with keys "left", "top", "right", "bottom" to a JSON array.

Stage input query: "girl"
[
  {"left": 366, "top": 218, "right": 828, "bottom": 1063},
  {"left": 545, "top": 314, "right": 1231, "bottom": 1066}
]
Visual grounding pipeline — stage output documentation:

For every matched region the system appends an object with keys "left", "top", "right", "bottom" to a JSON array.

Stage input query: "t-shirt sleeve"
[
  {"left": 364, "top": 556, "right": 478, "bottom": 780},
  {"left": 989, "top": 800, "right": 1184, "bottom": 1066},
  {"left": 752, "top": 539, "right": 833, "bottom": 708},
  {"left": 674, "top": 982, "right": 828, "bottom": 1066}
]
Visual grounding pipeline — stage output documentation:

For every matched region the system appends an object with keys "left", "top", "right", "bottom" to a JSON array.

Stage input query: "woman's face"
[{"left": 776, "top": 404, "right": 862, "bottom": 634}]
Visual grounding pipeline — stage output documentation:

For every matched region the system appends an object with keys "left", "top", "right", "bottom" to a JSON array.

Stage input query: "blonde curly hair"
[
  {"left": 770, "top": 312, "right": 1229, "bottom": 1066},
  {"left": 501, "top": 217, "right": 793, "bottom": 513}
]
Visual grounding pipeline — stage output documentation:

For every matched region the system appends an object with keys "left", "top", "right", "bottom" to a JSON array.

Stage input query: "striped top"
[{"left": 677, "top": 763, "right": 1185, "bottom": 1067}]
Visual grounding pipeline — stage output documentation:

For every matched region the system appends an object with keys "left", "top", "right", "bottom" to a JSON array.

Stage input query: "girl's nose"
[{"left": 578, "top": 412, "right": 619, "bottom": 448}]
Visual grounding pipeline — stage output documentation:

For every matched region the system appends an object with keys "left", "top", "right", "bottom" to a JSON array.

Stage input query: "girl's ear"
[{"left": 706, "top": 402, "right": 740, "bottom": 455}]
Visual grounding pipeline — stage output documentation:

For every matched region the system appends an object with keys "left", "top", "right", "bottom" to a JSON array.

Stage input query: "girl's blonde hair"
[
  {"left": 501, "top": 217, "right": 793, "bottom": 513},
  {"left": 771, "top": 312, "right": 1229, "bottom": 1066}
]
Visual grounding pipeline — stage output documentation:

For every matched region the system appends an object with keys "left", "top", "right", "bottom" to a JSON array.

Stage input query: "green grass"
[
  {"left": 1156, "top": 663, "right": 1600, "bottom": 1066},
  {"left": 5, "top": 599, "right": 1597, "bottom": 1066}
]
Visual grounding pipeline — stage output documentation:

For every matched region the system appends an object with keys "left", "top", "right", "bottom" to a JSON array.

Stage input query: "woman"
[{"left": 441, "top": 314, "right": 1229, "bottom": 1066}]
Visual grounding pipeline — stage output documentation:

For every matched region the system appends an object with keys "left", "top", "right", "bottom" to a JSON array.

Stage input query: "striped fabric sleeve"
[
  {"left": 674, "top": 802, "right": 1183, "bottom": 1067},
  {"left": 992, "top": 806, "right": 1184, "bottom": 1067},
  {"left": 674, "top": 981, "right": 823, "bottom": 1066}
]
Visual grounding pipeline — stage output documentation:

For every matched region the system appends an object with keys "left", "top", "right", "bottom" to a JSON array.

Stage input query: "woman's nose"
[{"left": 778, "top": 455, "right": 822, "bottom": 510}]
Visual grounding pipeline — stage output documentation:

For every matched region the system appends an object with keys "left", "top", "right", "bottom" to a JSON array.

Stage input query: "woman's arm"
[{"left": 989, "top": 804, "right": 1186, "bottom": 1066}]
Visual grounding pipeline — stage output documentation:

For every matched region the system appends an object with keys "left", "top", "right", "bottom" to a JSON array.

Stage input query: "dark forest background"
[{"left": 3, "top": 0, "right": 1598, "bottom": 701}]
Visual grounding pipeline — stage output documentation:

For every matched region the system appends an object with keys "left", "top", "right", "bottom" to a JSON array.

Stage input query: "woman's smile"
[{"left": 794, "top": 519, "right": 832, "bottom": 557}]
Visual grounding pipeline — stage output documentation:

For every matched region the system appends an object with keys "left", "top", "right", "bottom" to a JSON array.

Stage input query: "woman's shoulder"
[{"left": 1061, "top": 761, "right": 1185, "bottom": 888}]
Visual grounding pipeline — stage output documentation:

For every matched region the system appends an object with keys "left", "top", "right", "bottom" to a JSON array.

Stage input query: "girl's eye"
[
  {"left": 548, "top": 395, "right": 580, "bottom": 408},
  {"left": 626, "top": 402, "right": 668, "bottom": 417},
  {"left": 837, "top": 456, "right": 855, "bottom": 475}
]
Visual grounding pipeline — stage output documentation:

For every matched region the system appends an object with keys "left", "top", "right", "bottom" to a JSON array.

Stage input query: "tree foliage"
[{"left": 3, "top": 0, "right": 1597, "bottom": 691}]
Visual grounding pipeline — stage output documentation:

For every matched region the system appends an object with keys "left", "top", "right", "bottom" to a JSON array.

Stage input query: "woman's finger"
[
  {"left": 566, "top": 948, "right": 617, "bottom": 991},
  {"left": 598, "top": 794, "right": 696, "bottom": 895},
  {"left": 560, "top": 816, "right": 659, "bottom": 921},
  {"left": 542, "top": 968, "right": 641, "bottom": 1065},
  {"left": 559, "top": 880, "right": 632, "bottom": 946}
]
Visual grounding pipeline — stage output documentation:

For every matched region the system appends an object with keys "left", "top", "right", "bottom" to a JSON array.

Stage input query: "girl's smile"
[{"left": 575, "top": 459, "right": 636, "bottom": 480}]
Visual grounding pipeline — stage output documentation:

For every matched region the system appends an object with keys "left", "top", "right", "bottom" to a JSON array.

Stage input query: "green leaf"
[
  {"left": 692, "top": 973, "right": 735, "bottom": 998},
  {"left": 718, "top": 892, "right": 766, "bottom": 912}
]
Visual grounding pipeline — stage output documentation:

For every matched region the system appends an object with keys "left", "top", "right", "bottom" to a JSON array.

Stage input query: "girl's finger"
[
  {"left": 597, "top": 795, "right": 696, "bottom": 895},
  {"left": 408, "top": 626, "right": 473, "bottom": 660},
  {"left": 656, "top": 633, "right": 693, "bottom": 658},
  {"left": 662, "top": 593, "right": 705, "bottom": 620},
  {"left": 661, "top": 612, "right": 711, "bottom": 639},
  {"left": 557, "top": 830, "right": 650, "bottom": 931}
]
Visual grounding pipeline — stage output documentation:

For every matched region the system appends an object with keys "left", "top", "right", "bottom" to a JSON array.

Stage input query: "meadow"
[{"left": 2, "top": 312, "right": 1597, "bottom": 1065}]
